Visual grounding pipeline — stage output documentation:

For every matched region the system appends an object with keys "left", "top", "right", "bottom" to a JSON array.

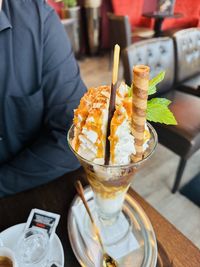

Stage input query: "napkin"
[{"left": 72, "top": 199, "right": 139, "bottom": 266}]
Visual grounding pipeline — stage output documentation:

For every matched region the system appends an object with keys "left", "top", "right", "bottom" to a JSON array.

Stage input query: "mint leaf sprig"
[
  {"left": 147, "top": 71, "right": 177, "bottom": 125},
  {"left": 147, "top": 98, "right": 177, "bottom": 125},
  {"left": 127, "top": 71, "right": 177, "bottom": 125},
  {"left": 148, "top": 71, "right": 165, "bottom": 95}
]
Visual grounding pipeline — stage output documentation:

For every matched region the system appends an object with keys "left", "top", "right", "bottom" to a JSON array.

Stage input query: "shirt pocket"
[{"left": 5, "top": 89, "right": 44, "bottom": 144}]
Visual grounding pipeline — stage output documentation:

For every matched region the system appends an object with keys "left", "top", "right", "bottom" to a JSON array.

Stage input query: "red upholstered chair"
[
  {"left": 111, "top": 0, "right": 154, "bottom": 38},
  {"left": 107, "top": 12, "right": 153, "bottom": 68},
  {"left": 112, "top": 0, "right": 200, "bottom": 37},
  {"left": 162, "top": 0, "right": 200, "bottom": 31}
]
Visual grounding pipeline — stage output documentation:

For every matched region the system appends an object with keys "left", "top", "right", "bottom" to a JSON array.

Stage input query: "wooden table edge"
[{"left": 128, "top": 188, "right": 200, "bottom": 267}]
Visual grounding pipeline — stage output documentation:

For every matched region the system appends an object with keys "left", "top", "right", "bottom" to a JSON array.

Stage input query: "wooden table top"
[
  {"left": 142, "top": 12, "right": 183, "bottom": 19},
  {"left": 0, "top": 167, "right": 199, "bottom": 267}
]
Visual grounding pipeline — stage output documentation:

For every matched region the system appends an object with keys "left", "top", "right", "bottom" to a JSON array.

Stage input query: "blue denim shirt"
[{"left": 0, "top": 0, "right": 86, "bottom": 196}]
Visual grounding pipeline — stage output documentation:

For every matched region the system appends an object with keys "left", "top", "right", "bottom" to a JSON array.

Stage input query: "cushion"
[
  {"left": 163, "top": 0, "right": 200, "bottom": 30},
  {"left": 111, "top": 0, "right": 152, "bottom": 28},
  {"left": 162, "top": 17, "right": 199, "bottom": 31},
  {"left": 182, "top": 74, "right": 200, "bottom": 89},
  {"left": 174, "top": 28, "right": 200, "bottom": 83},
  {"left": 153, "top": 91, "right": 200, "bottom": 158},
  {"left": 177, "top": 74, "right": 200, "bottom": 97},
  {"left": 122, "top": 37, "right": 175, "bottom": 93}
]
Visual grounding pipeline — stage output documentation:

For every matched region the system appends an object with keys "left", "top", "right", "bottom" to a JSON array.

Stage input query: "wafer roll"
[{"left": 131, "top": 65, "right": 150, "bottom": 162}]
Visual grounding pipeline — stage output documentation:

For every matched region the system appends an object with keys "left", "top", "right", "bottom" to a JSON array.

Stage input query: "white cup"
[{"left": 0, "top": 246, "right": 18, "bottom": 267}]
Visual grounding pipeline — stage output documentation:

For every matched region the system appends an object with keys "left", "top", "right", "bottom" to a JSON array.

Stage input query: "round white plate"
[{"left": 0, "top": 223, "right": 64, "bottom": 267}]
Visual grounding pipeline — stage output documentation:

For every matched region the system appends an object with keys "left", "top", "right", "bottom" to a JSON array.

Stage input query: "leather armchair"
[
  {"left": 122, "top": 37, "right": 200, "bottom": 193},
  {"left": 107, "top": 13, "right": 154, "bottom": 50},
  {"left": 173, "top": 28, "right": 200, "bottom": 97},
  {"left": 107, "top": 13, "right": 132, "bottom": 69},
  {"left": 107, "top": 13, "right": 132, "bottom": 51},
  {"left": 107, "top": 13, "right": 154, "bottom": 68},
  {"left": 122, "top": 37, "right": 175, "bottom": 93}
]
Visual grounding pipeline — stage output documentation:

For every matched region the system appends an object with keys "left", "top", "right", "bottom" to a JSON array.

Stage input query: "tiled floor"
[{"left": 78, "top": 53, "right": 200, "bottom": 249}]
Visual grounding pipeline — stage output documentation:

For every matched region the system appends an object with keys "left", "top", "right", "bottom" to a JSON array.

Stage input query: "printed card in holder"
[{"left": 25, "top": 208, "right": 60, "bottom": 241}]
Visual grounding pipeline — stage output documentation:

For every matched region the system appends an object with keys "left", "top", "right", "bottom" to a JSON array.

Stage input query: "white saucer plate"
[
  {"left": 0, "top": 223, "right": 64, "bottom": 267},
  {"left": 68, "top": 186, "right": 157, "bottom": 267}
]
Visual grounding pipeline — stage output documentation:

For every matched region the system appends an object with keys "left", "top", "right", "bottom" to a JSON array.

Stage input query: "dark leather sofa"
[
  {"left": 173, "top": 28, "right": 200, "bottom": 97},
  {"left": 122, "top": 37, "right": 200, "bottom": 193}
]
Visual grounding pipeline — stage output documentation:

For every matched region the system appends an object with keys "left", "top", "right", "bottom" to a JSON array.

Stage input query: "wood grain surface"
[
  {"left": 0, "top": 168, "right": 199, "bottom": 267},
  {"left": 129, "top": 190, "right": 200, "bottom": 267}
]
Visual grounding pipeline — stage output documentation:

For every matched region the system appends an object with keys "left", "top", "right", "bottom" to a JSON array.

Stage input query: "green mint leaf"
[
  {"left": 147, "top": 98, "right": 177, "bottom": 125},
  {"left": 148, "top": 97, "right": 171, "bottom": 106},
  {"left": 148, "top": 71, "right": 165, "bottom": 95}
]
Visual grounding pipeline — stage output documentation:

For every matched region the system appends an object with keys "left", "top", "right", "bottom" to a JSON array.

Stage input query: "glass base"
[
  {"left": 68, "top": 186, "right": 158, "bottom": 267},
  {"left": 84, "top": 204, "right": 132, "bottom": 247}
]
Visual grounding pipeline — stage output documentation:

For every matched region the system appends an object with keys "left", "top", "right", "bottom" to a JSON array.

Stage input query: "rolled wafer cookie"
[{"left": 131, "top": 65, "right": 150, "bottom": 162}]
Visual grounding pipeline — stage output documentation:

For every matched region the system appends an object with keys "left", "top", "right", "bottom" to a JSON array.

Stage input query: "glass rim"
[
  {"left": 67, "top": 122, "right": 158, "bottom": 169},
  {"left": 17, "top": 228, "right": 49, "bottom": 264}
]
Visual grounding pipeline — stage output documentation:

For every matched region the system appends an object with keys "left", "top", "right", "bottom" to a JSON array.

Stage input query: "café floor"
[{"left": 78, "top": 53, "right": 200, "bottom": 249}]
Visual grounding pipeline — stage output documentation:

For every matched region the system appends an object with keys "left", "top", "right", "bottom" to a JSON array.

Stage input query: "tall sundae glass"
[
  {"left": 68, "top": 64, "right": 158, "bottom": 246},
  {"left": 68, "top": 123, "right": 157, "bottom": 232}
]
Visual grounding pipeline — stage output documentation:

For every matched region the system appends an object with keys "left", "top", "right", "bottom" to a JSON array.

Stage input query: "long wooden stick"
[
  {"left": 112, "top": 44, "right": 120, "bottom": 84},
  {"left": 105, "top": 44, "right": 120, "bottom": 165},
  {"left": 75, "top": 180, "right": 104, "bottom": 250}
]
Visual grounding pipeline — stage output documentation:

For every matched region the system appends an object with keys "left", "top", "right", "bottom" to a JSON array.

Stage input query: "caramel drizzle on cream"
[
  {"left": 109, "top": 96, "right": 132, "bottom": 164},
  {"left": 73, "top": 81, "right": 150, "bottom": 164},
  {"left": 73, "top": 86, "right": 110, "bottom": 159}
]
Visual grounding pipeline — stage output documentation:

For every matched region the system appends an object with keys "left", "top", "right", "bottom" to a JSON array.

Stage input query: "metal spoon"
[{"left": 75, "top": 180, "right": 118, "bottom": 267}]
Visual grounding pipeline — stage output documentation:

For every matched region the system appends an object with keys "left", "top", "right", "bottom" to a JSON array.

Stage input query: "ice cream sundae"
[
  {"left": 68, "top": 51, "right": 176, "bottom": 222},
  {"left": 69, "top": 64, "right": 156, "bottom": 219}
]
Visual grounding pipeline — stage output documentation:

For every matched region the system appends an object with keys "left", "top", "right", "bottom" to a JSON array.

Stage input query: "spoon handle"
[
  {"left": 75, "top": 180, "right": 104, "bottom": 250},
  {"left": 75, "top": 180, "right": 95, "bottom": 224}
]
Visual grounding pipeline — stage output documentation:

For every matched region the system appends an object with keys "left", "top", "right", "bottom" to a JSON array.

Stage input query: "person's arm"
[{"left": 0, "top": 7, "right": 86, "bottom": 196}]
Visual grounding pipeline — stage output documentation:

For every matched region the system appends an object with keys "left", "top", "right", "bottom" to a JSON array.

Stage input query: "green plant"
[{"left": 61, "top": 0, "right": 77, "bottom": 8}]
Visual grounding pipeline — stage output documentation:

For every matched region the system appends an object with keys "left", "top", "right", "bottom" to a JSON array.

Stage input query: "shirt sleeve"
[{"left": 0, "top": 7, "right": 87, "bottom": 197}]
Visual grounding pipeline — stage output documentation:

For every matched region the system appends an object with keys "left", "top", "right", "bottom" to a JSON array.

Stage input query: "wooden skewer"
[
  {"left": 75, "top": 180, "right": 94, "bottom": 224},
  {"left": 75, "top": 181, "right": 119, "bottom": 266},
  {"left": 104, "top": 44, "right": 120, "bottom": 165},
  {"left": 112, "top": 44, "right": 120, "bottom": 85},
  {"left": 74, "top": 180, "right": 104, "bottom": 250}
]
